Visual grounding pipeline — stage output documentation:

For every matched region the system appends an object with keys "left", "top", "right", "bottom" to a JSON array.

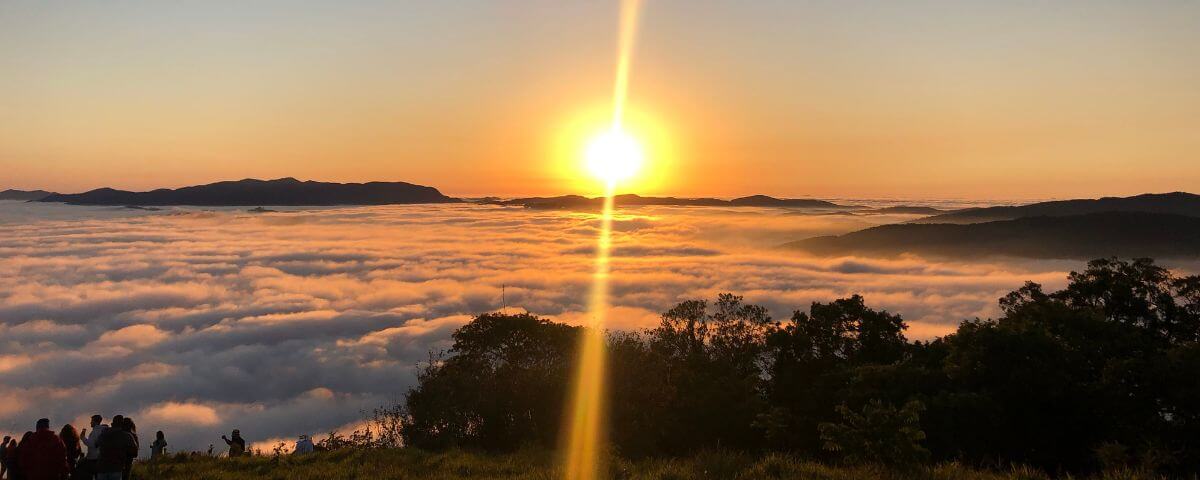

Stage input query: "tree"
[
  {"left": 933, "top": 257, "right": 1200, "bottom": 472},
  {"left": 645, "top": 294, "right": 776, "bottom": 453},
  {"left": 760, "top": 295, "right": 910, "bottom": 451},
  {"left": 402, "top": 313, "right": 580, "bottom": 451},
  {"left": 400, "top": 259, "right": 1200, "bottom": 475},
  {"left": 819, "top": 399, "right": 929, "bottom": 468}
]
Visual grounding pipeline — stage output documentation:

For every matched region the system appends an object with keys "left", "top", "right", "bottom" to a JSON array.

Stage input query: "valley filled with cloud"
[{"left": 0, "top": 202, "right": 1090, "bottom": 451}]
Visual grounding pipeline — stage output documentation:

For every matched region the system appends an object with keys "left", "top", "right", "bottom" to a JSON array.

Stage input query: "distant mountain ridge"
[
  {"left": 913, "top": 192, "right": 1200, "bottom": 224},
  {"left": 491, "top": 194, "right": 845, "bottom": 210},
  {"left": 787, "top": 212, "right": 1200, "bottom": 259},
  {"left": 0, "top": 189, "right": 55, "bottom": 201},
  {"left": 38, "top": 178, "right": 459, "bottom": 206}
]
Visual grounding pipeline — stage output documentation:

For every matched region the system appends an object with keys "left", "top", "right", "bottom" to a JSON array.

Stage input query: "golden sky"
[{"left": 2, "top": 0, "right": 1198, "bottom": 199}]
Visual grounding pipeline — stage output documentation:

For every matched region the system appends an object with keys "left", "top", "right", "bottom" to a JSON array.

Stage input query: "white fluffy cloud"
[{"left": 0, "top": 201, "right": 1120, "bottom": 453}]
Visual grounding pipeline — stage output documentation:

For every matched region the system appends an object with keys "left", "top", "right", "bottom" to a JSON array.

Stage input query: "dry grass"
[{"left": 142, "top": 448, "right": 1177, "bottom": 480}]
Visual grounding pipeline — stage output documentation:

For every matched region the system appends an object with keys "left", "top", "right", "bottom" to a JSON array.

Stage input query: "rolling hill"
[
  {"left": 786, "top": 212, "right": 1200, "bottom": 259},
  {"left": 0, "top": 189, "right": 55, "bottom": 201},
  {"left": 492, "top": 194, "right": 845, "bottom": 210},
  {"left": 913, "top": 192, "right": 1200, "bottom": 224},
  {"left": 37, "top": 178, "right": 459, "bottom": 206}
]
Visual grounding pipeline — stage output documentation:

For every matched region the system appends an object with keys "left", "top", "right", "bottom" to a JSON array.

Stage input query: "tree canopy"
[{"left": 401, "top": 258, "right": 1200, "bottom": 475}]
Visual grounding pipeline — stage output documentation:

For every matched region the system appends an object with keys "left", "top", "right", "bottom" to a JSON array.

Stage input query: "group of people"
[
  {"left": 217, "top": 430, "right": 313, "bottom": 457},
  {"left": 0, "top": 416, "right": 320, "bottom": 480},
  {"left": 0, "top": 415, "right": 167, "bottom": 480}
]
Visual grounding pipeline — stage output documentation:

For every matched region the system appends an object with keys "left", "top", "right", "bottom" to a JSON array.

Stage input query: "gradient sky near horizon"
[{"left": 2, "top": 0, "right": 1198, "bottom": 199}]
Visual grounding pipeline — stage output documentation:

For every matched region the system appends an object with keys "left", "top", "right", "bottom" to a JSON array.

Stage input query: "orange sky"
[{"left": 2, "top": 1, "right": 1198, "bottom": 199}]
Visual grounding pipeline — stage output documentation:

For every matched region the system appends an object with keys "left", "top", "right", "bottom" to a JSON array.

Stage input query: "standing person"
[
  {"left": 220, "top": 430, "right": 245, "bottom": 458},
  {"left": 149, "top": 432, "right": 167, "bottom": 460},
  {"left": 1, "top": 436, "right": 10, "bottom": 480},
  {"left": 108, "top": 418, "right": 122, "bottom": 438},
  {"left": 94, "top": 422, "right": 135, "bottom": 480},
  {"left": 16, "top": 419, "right": 67, "bottom": 480},
  {"left": 59, "top": 425, "right": 81, "bottom": 478},
  {"left": 292, "top": 434, "right": 313, "bottom": 455},
  {"left": 117, "top": 419, "right": 136, "bottom": 480},
  {"left": 7, "top": 433, "right": 31, "bottom": 480},
  {"left": 79, "top": 415, "right": 108, "bottom": 480}
]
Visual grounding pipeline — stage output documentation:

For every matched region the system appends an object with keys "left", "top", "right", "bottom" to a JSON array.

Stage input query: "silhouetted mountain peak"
[
  {"left": 913, "top": 192, "right": 1200, "bottom": 224},
  {"left": 39, "top": 178, "right": 460, "bottom": 206},
  {"left": 0, "top": 189, "right": 57, "bottom": 201},
  {"left": 787, "top": 211, "right": 1200, "bottom": 259},
  {"left": 730, "top": 195, "right": 841, "bottom": 208},
  {"left": 492, "top": 194, "right": 845, "bottom": 210},
  {"left": 731, "top": 194, "right": 776, "bottom": 203}
]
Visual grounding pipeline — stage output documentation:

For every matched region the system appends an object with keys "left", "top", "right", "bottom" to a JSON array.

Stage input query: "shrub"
[{"left": 819, "top": 399, "right": 930, "bottom": 468}]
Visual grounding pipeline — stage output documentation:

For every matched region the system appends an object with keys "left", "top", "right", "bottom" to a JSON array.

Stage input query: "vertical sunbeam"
[
  {"left": 562, "top": 185, "right": 616, "bottom": 480},
  {"left": 610, "top": 0, "right": 643, "bottom": 131},
  {"left": 563, "top": 2, "right": 645, "bottom": 479}
]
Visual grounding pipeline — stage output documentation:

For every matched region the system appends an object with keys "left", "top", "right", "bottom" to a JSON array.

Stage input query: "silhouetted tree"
[
  {"left": 925, "top": 258, "right": 1200, "bottom": 473},
  {"left": 643, "top": 294, "right": 776, "bottom": 453},
  {"left": 759, "top": 295, "right": 909, "bottom": 452},
  {"left": 400, "top": 258, "right": 1200, "bottom": 475},
  {"left": 402, "top": 313, "right": 579, "bottom": 451}
]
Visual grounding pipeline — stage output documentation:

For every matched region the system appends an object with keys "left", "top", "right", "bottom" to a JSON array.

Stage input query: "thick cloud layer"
[{"left": 0, "top": 201, "right": 1087, "bottom": 453}]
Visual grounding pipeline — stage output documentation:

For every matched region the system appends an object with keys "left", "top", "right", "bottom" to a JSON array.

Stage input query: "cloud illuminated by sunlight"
[{"left": 0, "top": 203, "right": 1103, "bottom": 453}]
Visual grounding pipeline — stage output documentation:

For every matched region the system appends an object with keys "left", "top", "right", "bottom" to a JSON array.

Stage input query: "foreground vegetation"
[
  {"left": 147, "top": 257, "right": 1199, "bottom": 479},
  {"left": 403, "top": 258, "right": 1200, "bottom": 476},
  {"left": 144, "top": 448, "right": 1179, "bottom": 480}
]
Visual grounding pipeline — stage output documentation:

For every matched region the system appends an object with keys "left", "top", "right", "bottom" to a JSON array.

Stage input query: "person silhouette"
[
  {"left": 94, "top": 419, "right": 135, "bottom": 480},
  {"left": 17, "top": 419, "right": 68, "bottom": 480},
  {"left": 59, "top": 424, "right": 81, "bottom": 478},
  {"left": 221, "top": 430, "right": 246, "bottom": 458},
  {"left": 118, "top": 418, "right": 137, "bottom": 480},
  {"left": 150, "top": 432, "right": 167, "bottom": 460},
  {"left": 0, "top": 435, "right": 10, "bottom": 480},
  {"left": 7, "top": 433, "right": 31, "bottom": 480}
]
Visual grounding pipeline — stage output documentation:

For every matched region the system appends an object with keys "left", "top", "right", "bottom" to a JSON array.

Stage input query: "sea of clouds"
[{"left": 0, "top": 200, "right": 1088, "bottom": 453}]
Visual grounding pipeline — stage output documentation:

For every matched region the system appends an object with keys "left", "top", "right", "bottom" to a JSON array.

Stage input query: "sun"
[{"left": 584, "top": 128, "right": 644, "bottom": 184}]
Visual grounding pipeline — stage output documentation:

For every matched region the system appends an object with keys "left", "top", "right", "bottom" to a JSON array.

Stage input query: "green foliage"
[
  {"left": 402, "top": 313, "right": 580, "bottom": 451},
  {"left": 639, "top": 294, "right": 775, "bottom": 453},
  {"left": 760, "top": 294, "right": 910, "bottom": 452},
  {"left": 818, "top": 399, "right": 930, "bottom": 467},
  {"left": 399, "top": 257, "right": 1200, "bottom": 476},
  {"left": 924, "top": 258, "right": 1200, "bottom": 473}
]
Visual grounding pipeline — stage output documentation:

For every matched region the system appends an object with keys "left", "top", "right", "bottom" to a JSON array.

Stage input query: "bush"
[{"left": 819, "top": 399, "right": 930, "bottom": 468}]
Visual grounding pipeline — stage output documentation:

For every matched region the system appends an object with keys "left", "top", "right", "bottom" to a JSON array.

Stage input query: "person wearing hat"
[{"left": 221, "top": 430, "right": 246, "bottom": 458}]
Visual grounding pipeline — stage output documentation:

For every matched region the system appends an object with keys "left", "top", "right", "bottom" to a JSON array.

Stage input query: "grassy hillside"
[{"left": 141, "top": 448, "right": 1167, "bottom": 480}]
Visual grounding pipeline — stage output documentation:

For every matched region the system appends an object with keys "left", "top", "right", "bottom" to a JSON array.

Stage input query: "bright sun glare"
[{"left": 585, "top": 128, "right": 644, "bottom": 184}]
